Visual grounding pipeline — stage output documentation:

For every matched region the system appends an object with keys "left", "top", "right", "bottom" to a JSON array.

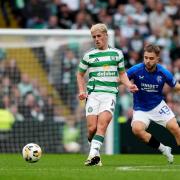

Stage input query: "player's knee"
[
  {"left": 88, "top": 126, "right": 97, "bottom": 135},
  {"left": 169, "top": 124, "right": 180, "bottom": 136},
  {"left": 132, "top": 125, "right": 144, "bottom": 137}
]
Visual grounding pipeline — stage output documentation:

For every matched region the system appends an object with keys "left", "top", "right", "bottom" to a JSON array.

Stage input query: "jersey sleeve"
[
  {"left": 163, "top": 69, "right": 177, "bottom": 87},
  {"left": 78, "top": 54, "right": 89, "bottom": 73},
  {"left": 117, "top": 51, "right": 125, "bottom": 72}
]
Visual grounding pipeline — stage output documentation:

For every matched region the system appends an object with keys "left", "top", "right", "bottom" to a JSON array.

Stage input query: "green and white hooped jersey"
[{"left": 78, "top": 47, "right": 125, "bottom": 94}]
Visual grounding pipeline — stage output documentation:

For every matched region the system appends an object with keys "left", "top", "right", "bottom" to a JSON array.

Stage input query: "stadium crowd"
[
  {"left": 0, "top": 0, "right": 179, "bottom": 152},
  {"left": 0, "top": 58, "right": 55, "bottom": 123}
]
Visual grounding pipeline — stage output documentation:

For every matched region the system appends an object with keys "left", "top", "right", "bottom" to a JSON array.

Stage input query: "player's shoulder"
[
  {"left": 109, "top": 46, "right": 123, "bottom": 55},
  {"left": 157, "top": 64, "right": 171, "bottom": 75},
  {"left": 83, "top": 48, "right": 96, "bottom": 56},
  {"left": 128, "top": 63, "right": 144, "bottom": 72},
  {"left": 82, "top": 48, "right": 96, "bottom": 60},
  {"left": 127, "top": 63, "right": 144, "bottom": 77}
]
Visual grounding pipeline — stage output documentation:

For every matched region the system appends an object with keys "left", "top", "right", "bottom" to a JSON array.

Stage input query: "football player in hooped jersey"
[
  {"left": 127, "top": 44, "right": 180, "bottom": 164},
  {"left": 77, "top": 23, "right": 138, "bottom": 166}
]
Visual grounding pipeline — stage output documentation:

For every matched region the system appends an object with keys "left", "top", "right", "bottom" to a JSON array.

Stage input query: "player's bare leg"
[
  {"left": 85, "top": 115, "right": 102, "bottom": 166},
  {"left": 85, "top": 111, "right": 112, "bottom": 166},
  {"left": 166, "top": 118, "right": 180, "bottom": 145},
  {"left": 87, "top": 115, "right": 98, "bottom": 143},
  {"left": 132, "top": 121, "right": 174, "bottom": 164}
]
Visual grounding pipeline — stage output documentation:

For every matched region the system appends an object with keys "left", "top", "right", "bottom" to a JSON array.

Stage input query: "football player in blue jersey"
[{"left": 127, "top": 44, "right": 180, "bottom": 164}]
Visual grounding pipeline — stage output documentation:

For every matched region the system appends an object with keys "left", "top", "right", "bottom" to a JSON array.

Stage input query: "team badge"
[
  {"left": 88, "top": 106, "right": 93, "bottom": 113},
  {"left": 110, "top": 56, "right": 117, "bottom": 61},
  {"left": 157, "top": 76, "right": 162, "bottom": 83}
]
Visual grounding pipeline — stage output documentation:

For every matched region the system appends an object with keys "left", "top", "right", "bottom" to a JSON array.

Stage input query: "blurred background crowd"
[{"left": 0, "top": 0, "right": 179, "bottom": 153}]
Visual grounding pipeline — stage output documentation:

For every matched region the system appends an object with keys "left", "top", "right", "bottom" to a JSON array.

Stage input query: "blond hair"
[{"left": 90, "top": 23, "right": 108, "bottom": 34}]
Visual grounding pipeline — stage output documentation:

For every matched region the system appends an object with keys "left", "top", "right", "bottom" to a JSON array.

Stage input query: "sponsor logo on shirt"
[
  {"left": 103, "top": 65, "right": 110, "bottom": 71},
  {"left": 141, "top": 83, "right": 159, "bottom": 92},
  {"left": 97, "top": 71, "right": 116, "bottom": 77},
  {"left": 110, "top": 56, "right": 117, "bottom": 61}
]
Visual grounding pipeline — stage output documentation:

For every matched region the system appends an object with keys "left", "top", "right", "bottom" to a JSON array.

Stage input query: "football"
[{"left": 22, "top": 143, "right": 42, "bottom": 163}]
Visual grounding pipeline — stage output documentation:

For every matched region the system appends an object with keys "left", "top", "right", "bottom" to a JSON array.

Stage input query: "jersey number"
[{"left": 159, "top": 105, "right": 170, "bottom": 115}]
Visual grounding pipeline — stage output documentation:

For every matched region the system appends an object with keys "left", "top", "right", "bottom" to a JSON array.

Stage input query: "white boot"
[{"left": 162, "top": 146, "right": 174, "bottom": 164}]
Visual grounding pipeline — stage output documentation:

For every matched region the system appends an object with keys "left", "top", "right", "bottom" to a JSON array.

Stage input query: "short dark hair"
[{"left": 144, "top": 44, "right": 160, "bottom": 56}]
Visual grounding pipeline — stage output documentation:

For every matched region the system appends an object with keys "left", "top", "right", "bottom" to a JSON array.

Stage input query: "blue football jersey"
[{"left": 127, "top": 63, "right": 177, "bottom": 111}]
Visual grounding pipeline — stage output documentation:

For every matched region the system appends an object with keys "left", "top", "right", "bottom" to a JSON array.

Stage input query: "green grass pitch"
[{"left": 0, "top": 154, "right": 180, "bottom": 180}]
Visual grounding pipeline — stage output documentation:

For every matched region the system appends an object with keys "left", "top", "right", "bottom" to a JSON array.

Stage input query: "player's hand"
[
  {"left": 128, "top": 84, "right": 138, "bottom": 93},
  {"left": 78, "top": 92, "right": 88, "bottom": 100}
]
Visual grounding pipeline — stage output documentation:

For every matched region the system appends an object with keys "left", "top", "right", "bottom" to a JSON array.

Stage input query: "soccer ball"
[{"left": 22, "top": 143, "right": 42, "bottom": 163}]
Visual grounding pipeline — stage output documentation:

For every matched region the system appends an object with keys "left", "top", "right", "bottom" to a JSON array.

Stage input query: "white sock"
[
  {"left": 89, "top": 139, "right": 102, "bottom": 157},
  {"left": 158, "top": 143, "right": 166, "bottom": 153}
]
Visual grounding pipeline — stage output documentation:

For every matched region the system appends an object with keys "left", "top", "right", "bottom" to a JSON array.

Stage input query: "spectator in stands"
[
  {"left": 61, "top": 0, "right": 79, "bottom": 12},
  {"left": 11, "top": 0, "right": 26, "bottom": 27},
  {"left": 4, "top": 59, "right": 21, "bottom": 85},
  {"left": 57, "top": 3, "right": 73, "bottom": 29},
  {"left": 0, "top": 49, "right": 6, "bottom": 61},
  {"left": 31, "top": 78, "right": 40, "bottom": 99},
  {"left": 164, "top": 0, "right": 178, "bottom": 17},
  {"left": 113, "top": 4, "right": 127, "bottom": 28},
  {"left": 9, "top": 104, "right": 24, "bottom": 122},
  {"left": 37, "top": 86, "right": 48, "bottom": 105},
  {"left": 59, "top": 49, "right": 78, "bottom": 112},
  {"left": 63, "top": 117, "right": 80, "bottom": 153},
  {"left": 1, "top": 95, "right": 11, "bottom": 109},
  {"left": 1, "top": 77, "right": 11, "bottom": 96},
  {"left": 11, "top": 85, "right": 22, "bottom": 105},
  {"left": 42, "top": 95, "right": 54, "bottom": 120},
  {"left": 149, "top": 1, "right": 168, "bottom": 32},
  {"left": 107, "top": 0, "right": 118, "bottom": 15},
  {"left": 25, "top": 0, "right": 50, "bottom": 29},
  {"left": 18, "top": 73, "right": 33, "bottom": 97},
  {"left": 124, "top": 0, "right": 137, "bottom": 15},
  {"left": 120, "top": 16, "right": 136, "bottom": 39},
  {"left": 0, "top": 108, "right": 15, "bottom": 131},
  {"left": 71, "top": 11, "right": 89, "bottom": 29},
  {"left": 47, "top": 15, "right": 59, "bottom": 29},
  {"left": 20, "top": 93, "right": 35, "bottom": 120},
  {"left": 31, "top": 104, "right": 45, "bottom": 122}
]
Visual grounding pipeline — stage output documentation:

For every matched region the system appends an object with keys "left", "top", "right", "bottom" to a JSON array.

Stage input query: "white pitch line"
[{"left": 116, "top": 165, "right": 180, "bottom": 172}]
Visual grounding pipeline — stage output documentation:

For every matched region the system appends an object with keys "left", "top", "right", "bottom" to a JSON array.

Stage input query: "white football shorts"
[
  {"left": 131, "top": 100, "right": 175, "bottom": 128},
  {"left": 85, "top": 92, "right": 116, "bottom": 116}
]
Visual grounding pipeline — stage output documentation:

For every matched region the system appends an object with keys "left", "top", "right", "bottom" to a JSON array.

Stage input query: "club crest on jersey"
[
  {"left": 88, "top": 106, "right": 93, "bottom": 113},
  {"left": 156, "top": 76, "right": 162, "bottom": 83},
  {"left": 110, "top": 56, "right": 117, "bottom": 61}
]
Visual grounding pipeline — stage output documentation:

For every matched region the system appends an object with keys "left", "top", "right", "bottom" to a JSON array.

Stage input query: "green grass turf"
[{"left": 0, "top": 154, "right": 180, "bottom": 180}]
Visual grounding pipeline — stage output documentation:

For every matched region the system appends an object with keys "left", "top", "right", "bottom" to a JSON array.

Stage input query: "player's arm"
[
  {"left": 77, "top": 56, "right": 88, "bottom": 100},
  {"left": 117, "top": 52, "right": 138, "bottom": 93},
  {"left": 173, "top": 82, "right": 180, "bottom": 94},
  {"left": 119, "top": 71, "right": 138, "bottom": 93},
  {"left": 163, "top": 68, "right": 180, "bottom": 94},
  {"left": 76, "top": 71, "right": 88, "bottom": 100}
]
